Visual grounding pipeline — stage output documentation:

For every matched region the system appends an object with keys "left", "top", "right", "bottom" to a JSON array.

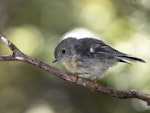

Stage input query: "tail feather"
[{"left": 115, "top": 55, "right": 146, "bottom": 63}]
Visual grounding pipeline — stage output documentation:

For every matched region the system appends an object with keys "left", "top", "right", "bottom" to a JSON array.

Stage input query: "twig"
[{"left": 0, "top": 33, "right": 150, "bottom": 105}]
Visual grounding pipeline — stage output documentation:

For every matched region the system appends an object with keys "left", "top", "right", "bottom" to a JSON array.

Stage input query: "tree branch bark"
[{"left": 0, "top": 33, "right": 150, "bottom": 105}]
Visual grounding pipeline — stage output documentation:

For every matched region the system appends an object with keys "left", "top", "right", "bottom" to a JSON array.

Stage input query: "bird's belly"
[
  {"left": 78, "top": 61, "right": 104, "bottom": 79},
  {"left": 78, "top": 58, "right": 115, "bottom": 79},
  {"left": 61, "top": 57, "right": 112, "bottom": 80}
]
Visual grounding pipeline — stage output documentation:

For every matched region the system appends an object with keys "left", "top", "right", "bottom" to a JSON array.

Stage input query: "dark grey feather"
[{"left": 75, "top": 38, "right": 145, "bottom": 63}]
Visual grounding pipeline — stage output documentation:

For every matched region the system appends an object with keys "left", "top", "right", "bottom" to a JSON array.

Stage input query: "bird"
[{"left": 53, "top": 28, "right": 145, "bottom": 80}]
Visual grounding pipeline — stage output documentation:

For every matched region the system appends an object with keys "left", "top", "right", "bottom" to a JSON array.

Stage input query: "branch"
[{"left": 0, "top": 33, "right": 150, "bottom": 105}]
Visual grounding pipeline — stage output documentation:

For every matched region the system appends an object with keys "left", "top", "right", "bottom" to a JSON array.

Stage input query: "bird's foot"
[
  {"left": 72, "top": 73, "right": 79, "bottom": 83},
  {"left": 92, "top": 80, "right": 99, "bottom": 89}
]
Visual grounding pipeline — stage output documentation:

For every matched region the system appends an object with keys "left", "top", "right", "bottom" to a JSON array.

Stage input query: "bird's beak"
[{"left": 53, "top": 59, "right": 58, "bottom": 63}]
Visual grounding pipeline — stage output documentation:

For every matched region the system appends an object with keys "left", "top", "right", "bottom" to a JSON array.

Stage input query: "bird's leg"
[
  {"left": 92, "top": 79, "right": 99, "bottom": 89},
  {"left": 72, "top": 73, "right": 79, "bottom": 83}
]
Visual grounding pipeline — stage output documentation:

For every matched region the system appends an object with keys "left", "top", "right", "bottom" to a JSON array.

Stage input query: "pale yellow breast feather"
[{"left": 61, "top": 55, "right": 78, "bottom": 73}]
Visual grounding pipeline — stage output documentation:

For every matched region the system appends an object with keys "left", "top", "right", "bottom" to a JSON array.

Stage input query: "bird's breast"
[{"left": 61, "top": 55, "right": 78, "bottom": 73}]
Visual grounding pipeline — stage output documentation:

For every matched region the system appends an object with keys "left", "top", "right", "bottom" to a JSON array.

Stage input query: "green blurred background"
[{"left": 0, "top": 0, "right": 150, "bottom": 113}]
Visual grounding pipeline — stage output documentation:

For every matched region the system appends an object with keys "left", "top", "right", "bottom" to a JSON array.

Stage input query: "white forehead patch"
[{"left": 62, "top": 27, "right": 100, "bottom": 40}]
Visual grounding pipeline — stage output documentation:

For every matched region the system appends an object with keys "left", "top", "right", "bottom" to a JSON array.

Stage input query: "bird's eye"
[{"left": 62, "top": 49, "right": 66, "bottom": 54}]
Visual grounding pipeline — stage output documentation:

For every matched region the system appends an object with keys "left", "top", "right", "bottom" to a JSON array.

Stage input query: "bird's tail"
[{"left": 115, "top": 55, "right": 146, "bottom": 63}]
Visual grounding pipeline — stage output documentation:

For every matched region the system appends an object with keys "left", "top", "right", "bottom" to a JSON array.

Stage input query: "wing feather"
[
  {"left": 90, "top": 43, "right": 145, "bottom": 63},
  {"left": 74, "top": 38, "right": 145, "bottom": 63}
]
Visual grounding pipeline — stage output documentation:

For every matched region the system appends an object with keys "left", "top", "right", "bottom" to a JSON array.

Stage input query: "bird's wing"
[
  {"left": 89, "top": 43, "right": 126, "bottom": 61},
  {"left": 90, "top": 43, "right": 124, "bottom": 56},
  {"left": 90, "top": 43, "right": 145, "bottom": 63},
  {"left": 74, "top": 38, "right": 145, "bottom": 63},
  {"left": 75, "top": 38, "right": 123, "bottom": 59}
]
